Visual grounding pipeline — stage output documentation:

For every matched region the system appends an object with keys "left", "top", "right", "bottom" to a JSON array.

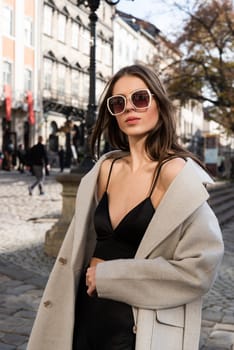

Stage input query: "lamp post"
[{"left": 73, "top": 0, "right": 121, "bottom": 173}]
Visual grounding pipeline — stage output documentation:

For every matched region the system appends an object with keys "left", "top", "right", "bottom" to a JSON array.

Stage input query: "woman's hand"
[{"left": 86, "top": 257, "right": 104, "bottom": 297}]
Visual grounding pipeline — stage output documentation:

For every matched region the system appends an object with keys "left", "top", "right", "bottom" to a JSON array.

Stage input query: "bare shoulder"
[{"left": 159, "top": 157, "right": 186, "bottom": 191}]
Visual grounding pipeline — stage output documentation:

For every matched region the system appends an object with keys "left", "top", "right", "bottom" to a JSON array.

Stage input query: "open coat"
[{"left": 27, "top": 151, "right": 224, "bottom": 350}]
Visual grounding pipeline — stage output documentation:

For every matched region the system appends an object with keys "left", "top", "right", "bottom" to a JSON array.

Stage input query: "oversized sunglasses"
[{"left": 107, "top": 88, "right": 153, "bottom": 116}]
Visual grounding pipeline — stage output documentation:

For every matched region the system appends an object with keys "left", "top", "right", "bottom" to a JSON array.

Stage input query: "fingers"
[
  {"left": 87, "top": 285, "right": 97, "bottom": 297},
  {"left": 86, "top": 267, "right": 97, "bottom": 297}
]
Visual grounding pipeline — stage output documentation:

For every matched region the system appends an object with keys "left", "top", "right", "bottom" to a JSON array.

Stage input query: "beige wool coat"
[{"left": 27, "top": 151, "right": 224, "bottom": 350}]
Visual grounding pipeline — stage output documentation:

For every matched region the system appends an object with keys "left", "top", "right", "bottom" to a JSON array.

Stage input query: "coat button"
[
  {"left": 43, "top": 300, "right": 52, "bottom": 308},
  {"left": 133, "top": 325, "right": 137, "bottom": 334},
  {"left": 58, "top": 257, "right": 67, "bottom": 265}
]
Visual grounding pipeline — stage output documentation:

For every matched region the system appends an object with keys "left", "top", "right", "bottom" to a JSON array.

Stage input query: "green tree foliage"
[{"left": 166, "top": 0, "right": 234, "bottom": 133}]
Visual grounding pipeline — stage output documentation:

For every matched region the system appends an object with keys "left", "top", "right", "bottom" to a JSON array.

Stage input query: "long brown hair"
[{"left": 90, "top": 64, "right": 204, "bottom": 167}]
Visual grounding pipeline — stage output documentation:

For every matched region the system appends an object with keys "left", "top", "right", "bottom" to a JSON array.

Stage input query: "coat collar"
[
  {"left": 72, "top": 152, "right": 213, "bottom": 261},
  {"left": 136, "top": 158, "right": 212, "bottom": 258}
]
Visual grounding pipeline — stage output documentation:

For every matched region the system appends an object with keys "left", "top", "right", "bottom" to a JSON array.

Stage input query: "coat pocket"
[
  {"left": 134, "top": 307, "right": 185, "bottom": 350},
  {"left": 150, "top": 307, "right": 185, "bottom": 350},
  {"left": 156, "top": 305, "right": 185, "bottom": 328}
]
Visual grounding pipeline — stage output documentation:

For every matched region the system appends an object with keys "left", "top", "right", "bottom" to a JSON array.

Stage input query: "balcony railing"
[{"left": 43, "top": 88, "right": 88, "bottom": 109}]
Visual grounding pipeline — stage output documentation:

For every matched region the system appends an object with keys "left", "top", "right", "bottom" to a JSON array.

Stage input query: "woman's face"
[{"left": 110, "top": 75, "right": 159, "bottom": 138}]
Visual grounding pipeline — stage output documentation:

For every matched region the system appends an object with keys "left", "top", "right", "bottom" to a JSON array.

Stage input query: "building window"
[
  {"left": 24, "top": 17, "right": 33, "bottom": 46},
  {"left": 57, "top": 64, "right": 66, "bottom": 94},
  {"left": 3, "top": 6, "right": 13, "bottom": 36},
  {"left": 43, "top": 5, "right": 53, "bottom": 36},
  {"left": 96, "top": 37, "right": 102, "bottom": 62},
  {"left": 58, "top": 14, "right": 66, "bottom": 42},
  {"left": 71, "top": 22, "right": 79, "bottom": 49},
  {"left": 3, "top": 61, "right": 12, "bottom": 85},
  {"left": 82, "top": 72, "right": 89, "bottom": 100},
  {"left": 24, "top": 69, "right": 32, "bottom": 91},
  {"left": 81, "top": 28, "right": 90, "bottom": 55},
  {"left": 44, "top": 58, "right": 53, "bottom": 89},
  {"left": 105, "top": 45, "right": 112, "bottom": 65},
  {"left": 71, "top": 69, "right": 79, "bottom": 97},
  {"left": 96, "top": 78, "right": 103, "bottom": 100}
]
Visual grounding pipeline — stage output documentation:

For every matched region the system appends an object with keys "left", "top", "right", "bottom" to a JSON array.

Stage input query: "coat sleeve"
[{"left": 96, "top": 202, "right": 224, "bottom": 309}]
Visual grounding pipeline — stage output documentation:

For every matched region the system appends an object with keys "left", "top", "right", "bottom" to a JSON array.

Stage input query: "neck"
[{"left": 127, "top": 136, "right": 152, "bottom": 171}]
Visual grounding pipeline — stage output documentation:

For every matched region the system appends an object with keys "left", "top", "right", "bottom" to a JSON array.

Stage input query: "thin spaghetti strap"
[
  {"left": 149, "top": 156, "right": 185, "bottom": 197},
  {"left": 105, "top": 157, "right": 121, "bottom": 192},
  {"left": 149, "top": 162, "right": 164, "bottom": 197}
]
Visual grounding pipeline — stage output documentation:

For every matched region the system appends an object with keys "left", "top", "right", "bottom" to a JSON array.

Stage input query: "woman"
[{"left": 27, "top": 65, "right": 224, "bottom": 350}]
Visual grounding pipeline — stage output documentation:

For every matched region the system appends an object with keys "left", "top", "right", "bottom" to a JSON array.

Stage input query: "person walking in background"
[
  {"left": 27, "top": 65, "right": 224, "bottom": 350},
  {"left": 4, "top": 139, "right": 14, "bottom": 171},
  {"left": 58, "top": 146, "right": 65, "bottom": 172},
  {"left": 17, "top": 144, "right": 26, "bottom": 173},
  {"left": 28, "top": 136, "right": 48, "bottom": 195}
]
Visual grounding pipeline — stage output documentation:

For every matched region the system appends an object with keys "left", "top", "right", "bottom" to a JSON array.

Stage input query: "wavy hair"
[{"left": 90, "top": 64, "right": 204, "bottom": 167}]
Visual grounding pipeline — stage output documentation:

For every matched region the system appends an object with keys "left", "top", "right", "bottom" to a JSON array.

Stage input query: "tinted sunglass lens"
[
  {"left": 109, "top": 96, "right": 125, "bottom": 114},
  {"left": 132, "top": 91, "right": 150, "bottom": 108}
]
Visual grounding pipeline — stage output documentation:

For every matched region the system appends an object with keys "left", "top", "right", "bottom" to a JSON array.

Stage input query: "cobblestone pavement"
[
  {"left": 0, "top": 170, "right": 233, "bottom": 350},
  {"left": 201, "top": 219, "right": 234, "bottom": 350}
]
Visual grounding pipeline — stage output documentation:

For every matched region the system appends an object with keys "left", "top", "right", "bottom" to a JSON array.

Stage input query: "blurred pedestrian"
[
  {"left": 230, "top": 157, "right": 234, "bottom": 179},
  {"left": 0, "top": 150, "right": 3, "bottom": 169},
  {"left": 28, "top": 136, "right": 49, "bottom": 195},
  {"left": 17, "top": 144, "right": 26, "bottom": 173},
  {"left": 58, "top": 146, "right": 65, "bottom": 172},
  {"left": 4, "top": 139, "right": 14, "bottom": 171}
]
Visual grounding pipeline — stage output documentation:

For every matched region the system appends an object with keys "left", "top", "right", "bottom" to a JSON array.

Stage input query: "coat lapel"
[
  {"left": 71, "top": 151, "right": 125, "bottom": 266},
  {"left": 135, "top": 159, "right": 213, "bottom": 258}
]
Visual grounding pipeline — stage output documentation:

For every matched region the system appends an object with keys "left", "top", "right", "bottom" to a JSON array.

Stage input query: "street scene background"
[{"left": 0, "top": 0, "right": 234, "bottom": 349}]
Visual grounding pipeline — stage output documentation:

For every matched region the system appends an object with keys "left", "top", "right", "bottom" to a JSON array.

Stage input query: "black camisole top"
[
  {"left": 72, "top": 156, "right": 183, "bottom": 350},
  {"left": 93, "top": 157, "right": 161, "bottom": 260}
]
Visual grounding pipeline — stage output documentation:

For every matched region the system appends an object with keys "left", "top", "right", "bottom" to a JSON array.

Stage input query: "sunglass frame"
[{"left": 107, "top": 88, "right": 153, "bottom": 116}]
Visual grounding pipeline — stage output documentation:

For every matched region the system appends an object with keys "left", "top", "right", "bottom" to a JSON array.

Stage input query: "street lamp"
[{"left": 74, "top": 0, "right": 121, "bottom": 173}]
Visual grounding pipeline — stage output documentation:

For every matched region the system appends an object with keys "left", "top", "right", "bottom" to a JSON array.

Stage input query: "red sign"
[
  {"left": 4, "top": 85, "right": 12, "bottom": 121},
  {"left": 27, "top": 91, "right": 35, "bottom": 125}
]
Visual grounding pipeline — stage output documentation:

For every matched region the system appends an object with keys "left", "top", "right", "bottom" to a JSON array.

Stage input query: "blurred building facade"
[
  {"left": 113, "top": 11, "right": 205, "bottom": 157},
  {"left": 41, "top": 0, "right": 114, "bottom": 166},
  {"left": 0, "top": 0, "right": 40, "bottom": 162},
  {"left": 0, "top": 0, "right": 232, "bottom": 172}
]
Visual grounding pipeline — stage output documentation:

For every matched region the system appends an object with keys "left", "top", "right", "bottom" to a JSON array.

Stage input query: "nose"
[{"left": 125, "top": 97, "right": 135, "bottom": 112}]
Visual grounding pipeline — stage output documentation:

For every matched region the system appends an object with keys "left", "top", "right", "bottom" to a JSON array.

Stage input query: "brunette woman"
[{"left": 27, "top": 65, "right": 224, "bottom": 350}]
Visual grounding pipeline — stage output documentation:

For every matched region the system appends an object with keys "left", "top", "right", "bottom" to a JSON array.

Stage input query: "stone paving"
[
  {"left": 0, "top": 170, "right": 233, "bottom": 350},
  {"left": 200, "top": 218, "right": 234, "bottom": 350}
]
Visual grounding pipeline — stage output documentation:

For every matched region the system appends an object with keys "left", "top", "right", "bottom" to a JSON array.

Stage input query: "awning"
[
  {"left": 27, "top": 91, "right": 35, "bottom": 125},
  {"left": 4, "top": 85, "right": 12, "bottom": 121}
]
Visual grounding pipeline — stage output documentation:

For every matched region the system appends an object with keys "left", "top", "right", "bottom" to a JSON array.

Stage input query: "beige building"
[{"left": 40, "top": 0, "right": 114, "bottom": 165}]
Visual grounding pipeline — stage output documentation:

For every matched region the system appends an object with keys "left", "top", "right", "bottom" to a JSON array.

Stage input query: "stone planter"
[{"left": 44, "top": 173, "right": 83, "bottom": 257}]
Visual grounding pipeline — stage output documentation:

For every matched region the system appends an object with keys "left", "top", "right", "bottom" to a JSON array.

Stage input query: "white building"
[
  {"left": 113, "top": 11, "right": 205, "bottom": 157},
  {"left": 113, "top": 13, "right": 139, "bottom": 73}
]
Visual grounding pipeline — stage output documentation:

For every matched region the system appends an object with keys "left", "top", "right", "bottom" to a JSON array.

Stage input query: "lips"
[{"left": 125, "top": 117, "right": 140, "bottom": 123}]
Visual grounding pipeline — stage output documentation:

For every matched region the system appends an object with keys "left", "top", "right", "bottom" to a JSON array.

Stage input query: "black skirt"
[{"left": 72, "top": 273, "right": 135, "bottom": 350}]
